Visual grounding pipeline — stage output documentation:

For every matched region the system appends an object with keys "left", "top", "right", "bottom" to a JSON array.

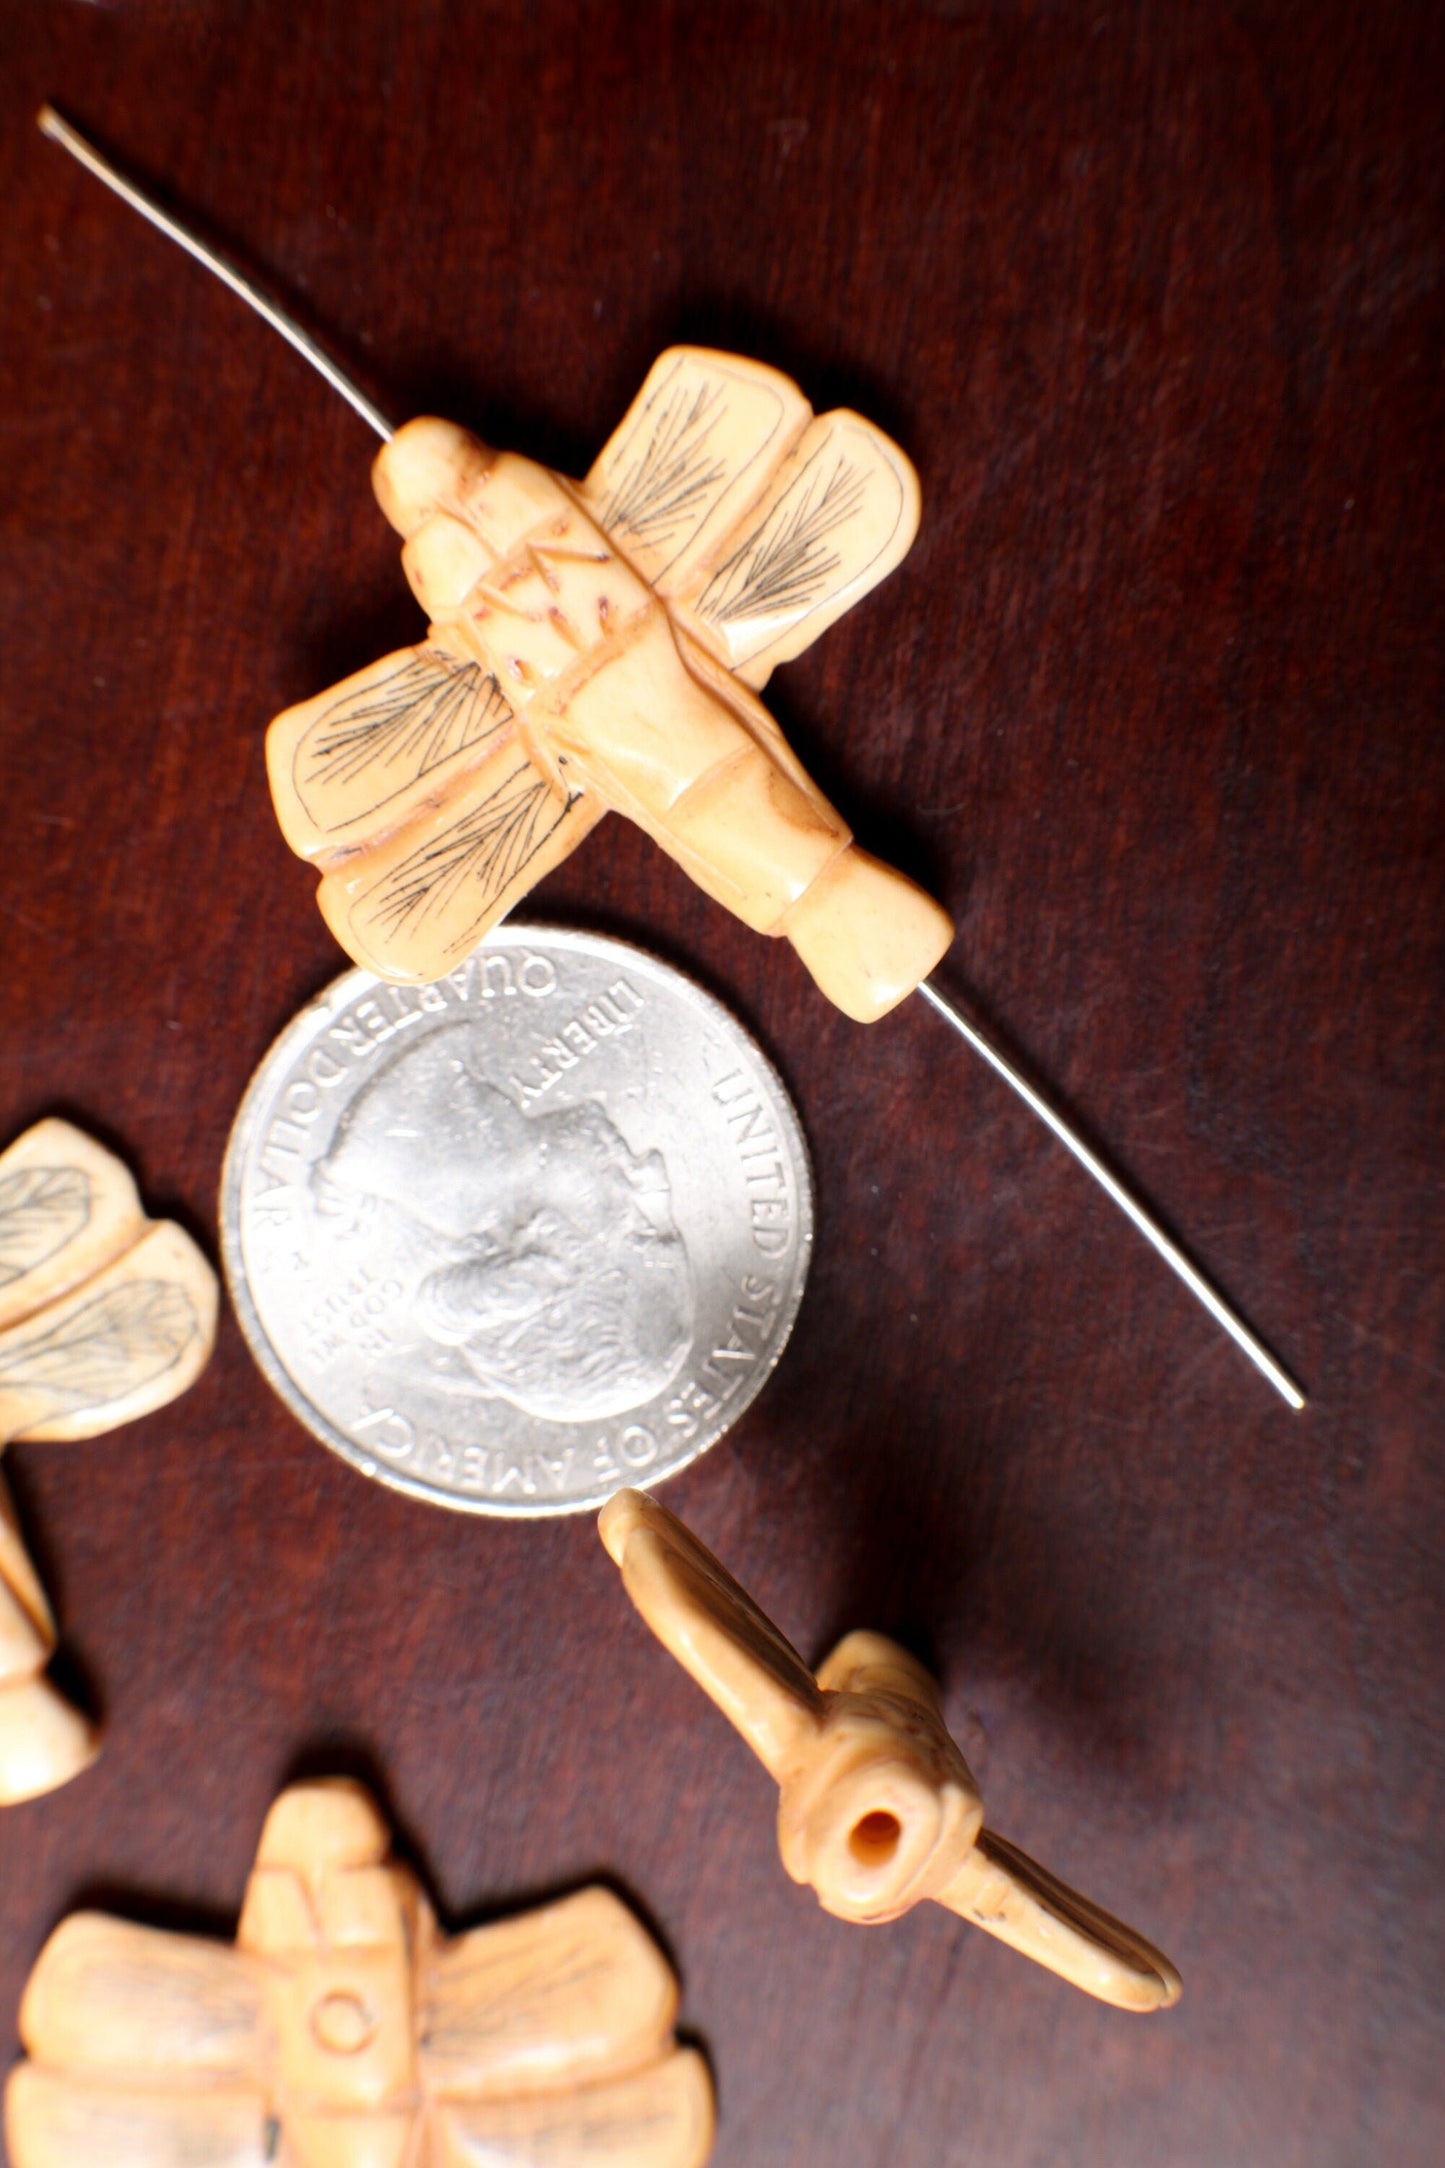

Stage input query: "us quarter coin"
[{"left": 221, "top": 927, "right": 813, "bottom": 1516}]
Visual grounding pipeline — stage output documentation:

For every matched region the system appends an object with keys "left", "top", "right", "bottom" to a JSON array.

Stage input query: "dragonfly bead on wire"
[{"left": 36, "top": 104, "right": 1304, "bottom": 1408}]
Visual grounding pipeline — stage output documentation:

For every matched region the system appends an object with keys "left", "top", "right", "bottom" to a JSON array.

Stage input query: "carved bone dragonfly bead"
[
  {"left": 0, "top": 1119, "right": 217, "bottom": 1806},
  {"left": 601, "top": 1487, "right": 1183, "bottom": 2015},
  {"left": 5, "top": 1777, "right": 715, "bottom": 2168},
  {"left": 267, "top": 355, "right": 954, "bottom": 1022}
]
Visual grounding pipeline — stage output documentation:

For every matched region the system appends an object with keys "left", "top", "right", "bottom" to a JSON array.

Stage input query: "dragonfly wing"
[
  {"left": 317, "top": 740, "right": 601, "bottom": 983},
  {"left": 942, "top": 1830, "right": 1183, "bottom": 2013},
  {"left": 0, "top": 1123, "right": 145, "bottom": 1335},
  {"left": 672, "top": 409, "right": 921, "bottom": 687},
  {"left": 0, "top": 1219, "right": 218, "bottom": 1444},
  {"left": 18, "top": 1913, "right": 267, "bottom": 2080},
  {"left": 599, "top": 1488, "right": 823, "bottom": 1779},
  {"left": 420, "top": 1886, "right": 679, "bottom": 2100},
  {"left": 268, "top": 642, "right": 516, "bottom": 859},
  {"left": 8, "top": 1915, "right": 268, "bottom": 2168},
  {"left": 435, "top": 2049, "right": 714, "bottom": 2168},
  {"left": 5, "top": 2069, "right": 270, "bottom": 2168},
  {"left": 584, "top": 348, "right": 810, "bottom": 593}
]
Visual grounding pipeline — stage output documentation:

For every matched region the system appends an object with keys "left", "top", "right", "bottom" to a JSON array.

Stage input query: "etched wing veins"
[
  {"left": 367, "top": 767, "right": 582, "bottom": 953},
  {"left": 304, "top": 650, "right": 512, "bottom": 797},
  {"left": 0, "top": 1279, "right": 198, "bottom": 1409},
  {"left": 600, "top": 382, "right": 729, "bottom": 553},
  {"left": 0, "top": 1167, "right": 92, "bottom": 1289},
  {"left": 698, "top": 451, "right": 867, "bottom": 628}
]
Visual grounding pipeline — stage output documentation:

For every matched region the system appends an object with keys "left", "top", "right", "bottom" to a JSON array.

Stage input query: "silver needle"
[
  {"left": 39, "top": 104, "right": 1304, "bottom": 1410},
  {"left": 918, "top": 977, "right": 1306, "bottom": 1409},
  {"left": 37, "top": 104, "right": 396, "bottom": 442}
]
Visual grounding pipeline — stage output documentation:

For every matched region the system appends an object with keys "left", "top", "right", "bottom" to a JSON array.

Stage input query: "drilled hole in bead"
[
  {"left": 849, "top": 1810, "right": 902, "bottom": 1866},
  {"left": 311, "top": 1989, "right": 376, "bottom": 2055}
]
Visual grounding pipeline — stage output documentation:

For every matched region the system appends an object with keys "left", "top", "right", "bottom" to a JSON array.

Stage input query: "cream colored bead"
[
  {"left": 601, "top": 1488, "right": 1182, "bottom": 2014},
  {"left": 6, "top": 1778, "right": 715, "bottom": 2168},
  {"left": 268, "top": 347, "right": 954, "bottom": 1019},
  {"left": 0, "top": 1119, "right": 218, "bottom": 1808}
]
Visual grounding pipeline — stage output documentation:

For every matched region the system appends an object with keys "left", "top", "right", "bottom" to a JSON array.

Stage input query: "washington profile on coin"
[
  {"left": 223, "top": 929, "right": 812, "bottom": 1515},
  {"left": 315, "top": 1045, "right": 694, "bottom": 1423}
]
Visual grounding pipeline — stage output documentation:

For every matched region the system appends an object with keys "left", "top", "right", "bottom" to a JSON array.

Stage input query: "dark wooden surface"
[{"left": 2, "top": 2, "right": 1442, "bottom": 2160}]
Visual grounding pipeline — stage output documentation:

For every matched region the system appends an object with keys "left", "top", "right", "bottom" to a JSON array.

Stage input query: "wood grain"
[{"left": 1, "top": 2, "right": 1442, "bottom": 2161}]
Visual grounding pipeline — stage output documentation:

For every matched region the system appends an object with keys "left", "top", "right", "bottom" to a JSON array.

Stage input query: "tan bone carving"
[
  {"left": 0, "top": 1119, "right": 217, "bottom": 1806},
  {"left": 601, "top": 1487, "right": 1182, "bottom": 2013},
  {"left": 268, "top": 349, "right": 954, "bottom": 1022},
  {"left": 5, "top": 1777, "right": 715, "bottom": 2168}
]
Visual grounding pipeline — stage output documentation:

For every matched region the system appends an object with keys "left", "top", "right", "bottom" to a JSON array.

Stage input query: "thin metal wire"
[
  {"left": 37, "top": 104, "right": 396, "bottom": 442},
  {"left": 917, "top": 977, "right": 1306, "bottom": 1409}
]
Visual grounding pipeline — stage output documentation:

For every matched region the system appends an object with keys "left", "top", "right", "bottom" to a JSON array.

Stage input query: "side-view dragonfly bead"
[
  {"left": 0, "top": 1119, "right": 217, "bottom": 1806},
  {"left": 602, "top": 1487, "right": 1182, "bottom": 2013}
]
